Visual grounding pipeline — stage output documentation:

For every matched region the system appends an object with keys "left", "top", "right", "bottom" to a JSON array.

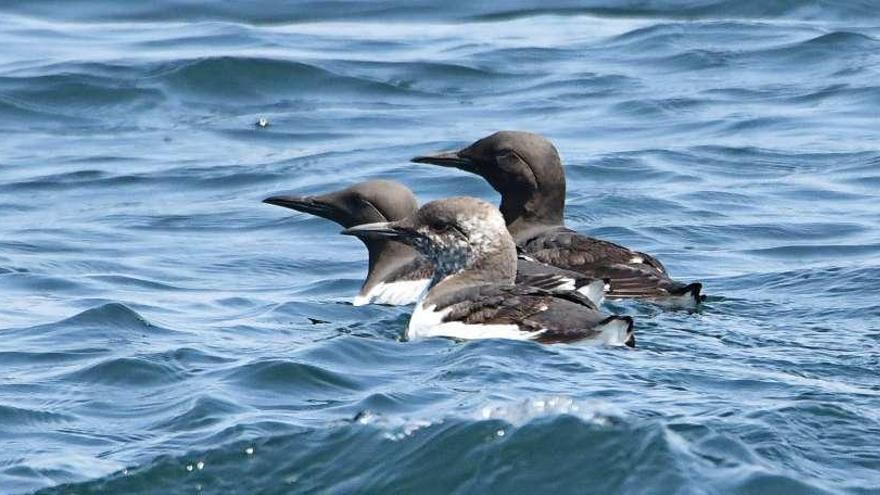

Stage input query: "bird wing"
[
  {"left": 431, "top": 285, "right": 549, "bottom": 330},
  {"left": 592, "top": 263, "right": 702, "bottom": 301},
  {"left": 521, "top": 229, "right": 668, "bottom": 274},
  {"left": 430, "top": 284, "right": 607, "bottom": 335},
  {"left": 515, "top": 256, "right": 604, "bottom": 303}
]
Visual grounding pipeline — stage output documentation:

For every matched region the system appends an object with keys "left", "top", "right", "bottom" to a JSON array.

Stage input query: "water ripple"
[{"left": 2, "top": 3, "right": 880, "bottom": 494}]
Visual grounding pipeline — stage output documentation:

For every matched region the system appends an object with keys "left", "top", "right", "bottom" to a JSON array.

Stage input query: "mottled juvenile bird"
[
  {"left": 343, "top": 196, "right": 634, "bottom": 345},
  {"left": 264, "top": 180, "right": 606, "bottom": 306},
  {"left": 413, "top": 131, "right": 704, "bottom": 307}
]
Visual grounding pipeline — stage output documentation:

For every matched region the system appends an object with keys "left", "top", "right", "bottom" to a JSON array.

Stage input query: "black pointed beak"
[
  {"left": 411, "top": 151, "right": 474, "bottom": 170},
  {"left": 341, "top": 221, "right": 414, "bottom": 241},
  {"left": 263, "top": 195, "right": 333, "bottom": 215}
]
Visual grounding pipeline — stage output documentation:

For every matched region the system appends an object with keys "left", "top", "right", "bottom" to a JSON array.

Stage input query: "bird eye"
[
  {"left": 495, "top": 150, "right": 519, "bottom": 167},
  {"left": 354, "top": 197, "right": 384, "bottom": 218},
  {"left": 430, "top": 222, "right": 449, "bottom": 233}
]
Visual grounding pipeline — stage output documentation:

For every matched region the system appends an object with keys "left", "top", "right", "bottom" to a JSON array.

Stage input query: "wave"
[
  {"left": 745, "top": 242, "right": 880, "bottom": 260},
  {"left": 3, "top": 5, "right": 880, "bottom": 495},
  {"left": 154, "top": 56, "right": 429, "bottom": 104},
  {"left": 749, "top": 31, "right": 880, "bottom": 65},
  {"left": 3, "top": 303, "right": 176, "bottom": 348},
  {"left": 36, "top": 409, "right": 841, "bottom": 494},
  {"left": 0, "top": 271, "right": 82, "bottom": 293},
  {"left": 45, "top": 303, "right": 164, "bottom": 330},
  {"left": 0, "top": 95, "right": 92, "bottom": 126},
  {"left": 147, "top": 396, "right": 250, "bottom": 433},
  {"left": 223, "top": 359, "right": 368, "bottom": 394},
  {"left": 787, "top": 84, "right": 880, "bottom": 107},
  {"left": 0, "top": 73, "right": 163, "bottom": 110},
  {"left": 85, "top": 275, "right": 189, "bottom": 292},
  {"left": 0, "top": 72, "right": 164, "bottom": 128},
  {"left": 800, "top": 31, "right": 878, "bottom": 50},
  {"left": 64, "top": 356, "right": 187, "bottom": 386},
  {"left": 715, "top": 265, "right": 880, "bottom": 297},
  {"left": 0, "top": 404, "right": 74, "bottom": 429},
  {"left": 9, "top": 0, "right": 880, "bottom": 26},
  {"left": 469, "top": 1, "right": 880, "bottom": 23},
  {"left": 0, "top": 56, "right": 438, "bottom": 125}
]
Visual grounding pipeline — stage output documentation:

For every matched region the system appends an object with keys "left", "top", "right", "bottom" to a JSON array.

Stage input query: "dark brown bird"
[{"left": 413, "top": 131, "right": 704, "bottom": 307}]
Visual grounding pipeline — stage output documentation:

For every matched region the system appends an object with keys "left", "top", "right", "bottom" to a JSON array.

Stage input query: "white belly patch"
[
  {"left": 352, "top": 279, "right": 430, "bottom": 306},
  {"left": 650, "top": 292, "right": 699, "bottom": 310},
  {"left": 407, "top": 303, "right": 543, "bottom": 341}
]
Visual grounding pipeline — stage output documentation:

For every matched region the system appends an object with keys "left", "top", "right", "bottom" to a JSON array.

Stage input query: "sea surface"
[{"left": 1, "top": 1, "right": 879, "bottom": 493}]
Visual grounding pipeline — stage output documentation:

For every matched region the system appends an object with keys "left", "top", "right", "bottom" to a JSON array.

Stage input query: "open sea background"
[{"left": 1, "top": 1, "right": 879, "bottom": 493}]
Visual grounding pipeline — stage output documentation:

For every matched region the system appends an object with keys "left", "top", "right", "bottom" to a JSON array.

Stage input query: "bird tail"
[
  {"left": 595, "top": 315, "right": 635, "bottom": 348},
  {"left": 603, "top": 265, "right": 705, "bottom": 308},
  {"left": 670, "top": 282, "right": 704, "bottom": 302},
  {"left": 655, "top": 282, "right": 704, "bottom": 308},
  {"left": 575, "top": 278, "right": 607, "bottom": 307}
]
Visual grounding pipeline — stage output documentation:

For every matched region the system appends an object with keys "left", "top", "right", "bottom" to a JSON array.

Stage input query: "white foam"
[
  {"left": 354, "top": 410, "right": 442, "bottom": 442},
  {"left": 477, "top": 396, "right": 622, "bottom": 427}
]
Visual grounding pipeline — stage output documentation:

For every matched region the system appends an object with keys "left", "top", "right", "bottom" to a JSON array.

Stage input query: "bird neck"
[
  {"left": 424, "top": 243, "right": 516, "bottom": 301},
  {"left": 363, "top": 239, "right": 418, "bottom": 289},
  {"left": 501, "top": 194, "right": 565, "bottom": 242},
  {"left": 495, "top": 156, "right": 567, "bottom": 240}
]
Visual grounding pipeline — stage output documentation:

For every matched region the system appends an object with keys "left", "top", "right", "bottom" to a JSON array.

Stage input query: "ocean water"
[{"left": 1, "top": 1, "right": 879, "bottom": 493}]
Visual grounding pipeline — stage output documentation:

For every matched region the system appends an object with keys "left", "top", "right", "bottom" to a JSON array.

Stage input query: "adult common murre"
[
  {"left": 342, "top": 197, "right": 634, "bottom": 345},
  {"left": 264, "top": 180, "right": 432, "bottom": 306},
  {"left": 412, "top": 131, "right": 704, "bottom": 307},
  {"left": 264, "top": 180, "right": 607, "bottom": 307}
]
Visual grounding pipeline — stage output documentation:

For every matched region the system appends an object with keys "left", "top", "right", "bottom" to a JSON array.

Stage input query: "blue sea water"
[{"left": 1, "top": 1, "right": 879, "bottom": 493}]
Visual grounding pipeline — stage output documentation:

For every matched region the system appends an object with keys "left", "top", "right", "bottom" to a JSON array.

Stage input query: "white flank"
[
  {"left": 593, "top": 318, "right": 632, "bottom": 346},
  {"left": 551, "top": 277, "right": 576, "bottom": 291},
  {"left": 577, "top": 279, "right": 606, "bottom": 306},
  {"left": 407, "top": 302, "right": 543, "bottom": 341},
  {"left": 650, "top": 292, "right": 699, "bottom": 310},
  {"left": 629, "top": 256, "right": 644, "bottom": 264},
  {"left": 352, "top": 279, "right": 430, "bottom": 306}
]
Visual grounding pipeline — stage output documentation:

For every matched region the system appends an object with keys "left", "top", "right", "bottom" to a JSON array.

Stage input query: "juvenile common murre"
[
  {"left": 343, "top": 197, "right": 634, "bottom": 345},
  {"left": 413, "top": 131, "right": 704, "bottom": 307}
]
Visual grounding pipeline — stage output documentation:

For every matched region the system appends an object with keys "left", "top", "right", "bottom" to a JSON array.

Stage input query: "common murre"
[
  {"left": 412, "top": 131, "right": 704, "bottom": 307},
  {"left": 264, "top": 180, "right": 607, "bottom": 306},
  {"left": 264, "top": 180, "right": 432, "bottom": 306},
  {"left": 342, "top": 197, "right": 634, "bottom": 345}
]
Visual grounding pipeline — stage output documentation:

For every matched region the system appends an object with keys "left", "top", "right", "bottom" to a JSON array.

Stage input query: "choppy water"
[{"left": 2, "top": 1, "right": 879, "bottom": 493}]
